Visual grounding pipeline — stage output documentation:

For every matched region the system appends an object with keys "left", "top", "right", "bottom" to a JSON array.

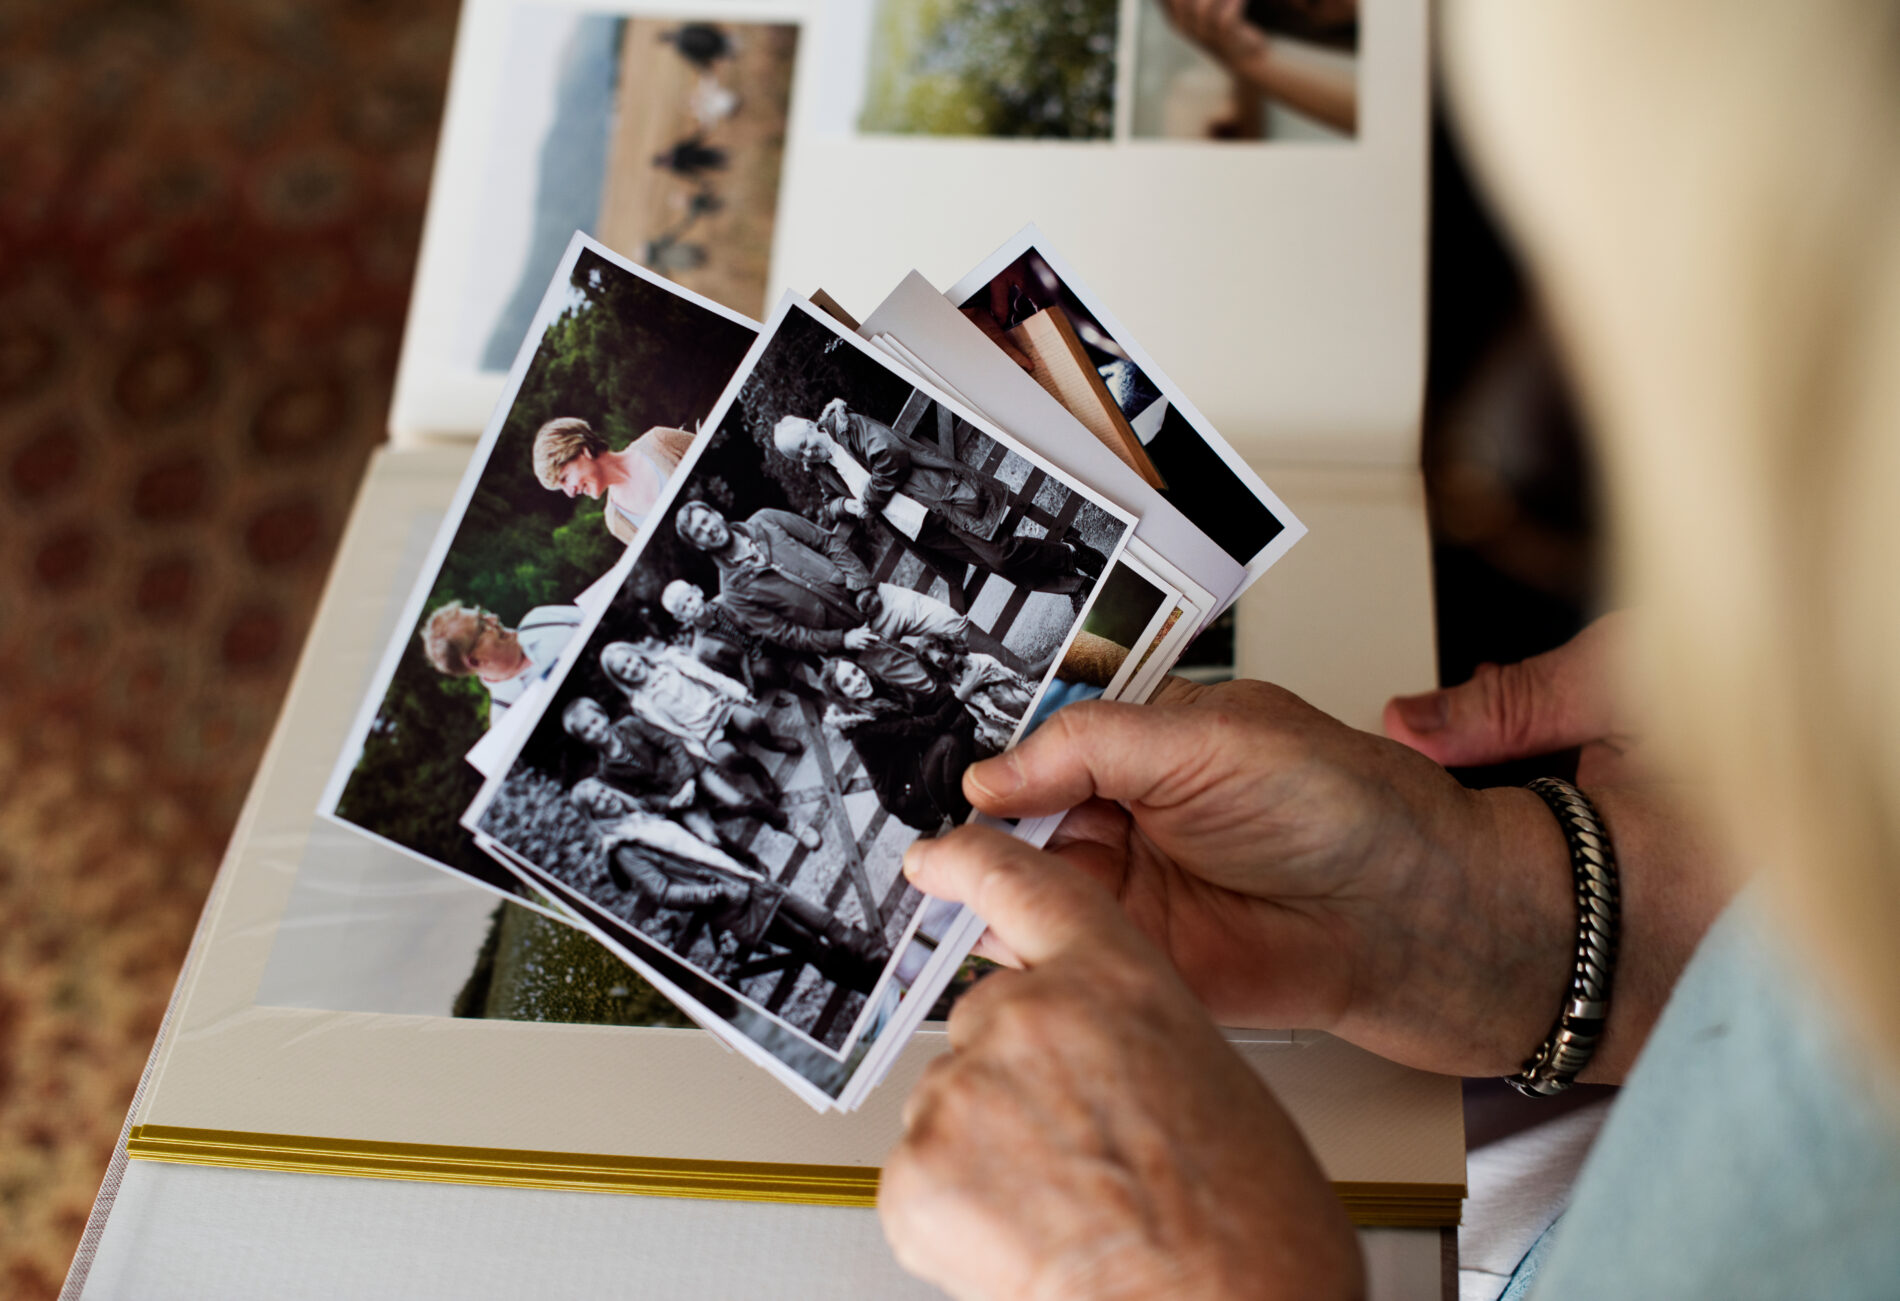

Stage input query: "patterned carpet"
[{"left": 0, "top": 2, "right": 458, "bottom": 1294}]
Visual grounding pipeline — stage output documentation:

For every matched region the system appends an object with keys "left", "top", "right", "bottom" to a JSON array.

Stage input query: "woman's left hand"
[{"left": 880, "top": 826, "right": 1364, "bottom": 1301}]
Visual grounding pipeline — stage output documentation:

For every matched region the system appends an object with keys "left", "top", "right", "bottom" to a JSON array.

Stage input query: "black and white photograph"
[
  {"left": 467, "top": 296, "right": 1133, "bottom": 1056},
  {"left": 514, "top": 851, "right": 975, "bottom": 1106},
  {"left": 951, "top": 231, "right": 1303, "bottom": 581},
  {"left": 321, "top": 239, "right": 758, "bottom": 900}
]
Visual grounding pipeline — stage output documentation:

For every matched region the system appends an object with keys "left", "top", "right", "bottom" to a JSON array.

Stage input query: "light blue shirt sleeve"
[
  {"left": 1019, "top": 677, "right": 1105, "bottom": 737},
  {"left": 1517, "top": 886, "right": 1900, "bottom": 1299}
]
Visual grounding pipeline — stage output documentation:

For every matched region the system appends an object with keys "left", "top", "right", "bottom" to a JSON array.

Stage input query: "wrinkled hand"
[
  {"left": 1164, "top": 0, "right": 1270, "bottom": 72},
  {"left": 1380, "top": 613, "right": 1728, "bottom": 1076},
  {"left": 962, "top": 677, "right": 1579, "bottom": 1077},
  {"left": 843, "top": 626, "right": 879, "bottom": 653},
  {"left": 841, "top": 498, "right": 869, "bottom": 520},
  {"left": 968, "top": 614, "right": 1728, "bottom": 1082},
  {"left": 1384, "top": 613, "right": 1642, "bottom": 785},
  {"left": 881, "top": 826, "right": 1362, "bottom": 1301}
]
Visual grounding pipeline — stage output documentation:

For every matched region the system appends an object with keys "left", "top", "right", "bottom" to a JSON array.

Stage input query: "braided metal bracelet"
[{"left": 1505, "top": 777, "right": 1621, "bottom": 1099}]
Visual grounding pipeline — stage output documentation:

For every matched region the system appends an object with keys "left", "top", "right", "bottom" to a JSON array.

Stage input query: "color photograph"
[
  {"left": 956, "top": 242, "right": 1292, "bottom": 569},
  {"left": 852, "top": 0, "right": 1118, "bottom": 139},
  {"left": 1131, "top": 0, "right": 1359, "bottom": 141},
  {"left": 325, "top": 243, "right": 758, "bottom": 890},
  {"left": 828, "top": 0, "right": 1355, "bottom": 142},
  {"left": 464, "top": 8, "right": 797, "bottom": 372}
]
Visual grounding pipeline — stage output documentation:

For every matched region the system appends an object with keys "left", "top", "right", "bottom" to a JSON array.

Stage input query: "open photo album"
[{"left": 115, "top": 0, "right": 1464, "bottom": 1225}]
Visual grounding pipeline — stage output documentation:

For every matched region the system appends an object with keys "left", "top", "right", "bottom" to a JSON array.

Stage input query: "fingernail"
[
  {"left": 1393, "top": 691, "right": 1448, "bottom": 734},
  {"left": 964, "top": 753, "right": 1024, "bottom": 803},
  {"left": 902, "top": 842, "right": 929, "bottom": 880}
]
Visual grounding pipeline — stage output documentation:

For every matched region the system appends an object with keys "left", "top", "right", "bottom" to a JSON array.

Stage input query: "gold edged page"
[{"left": 121, "top": 1127, "right": 1462, "bottom": 1226}]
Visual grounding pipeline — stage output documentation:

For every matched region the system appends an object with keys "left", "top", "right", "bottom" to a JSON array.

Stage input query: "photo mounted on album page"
[
  {"left": 391, "top": 0, "right": 804, "bottom": 436},
  {"left": 820, "top": 0, "right": 1357, "bottom": 144}
]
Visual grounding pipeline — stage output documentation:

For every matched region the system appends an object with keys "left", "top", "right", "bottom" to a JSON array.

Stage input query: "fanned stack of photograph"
[{"left": 320, "top": 226, "right": 1303, "bottom": 1109}]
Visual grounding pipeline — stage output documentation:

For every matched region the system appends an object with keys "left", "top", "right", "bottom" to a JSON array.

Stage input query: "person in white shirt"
[
  {"left": 531, "top": 417, "right": 696, "bottom": 545},
  {"left": 599, "top": 640, "right": 803, "bottom": 798},
  {"left": 418, "top": 601, "right": 582, "bottom": 725}
]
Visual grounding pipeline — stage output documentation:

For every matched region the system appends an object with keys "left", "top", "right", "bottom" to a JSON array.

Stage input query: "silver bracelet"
[{"left": 1505, "top": 777, "right": 1621, "bottom": 1099}]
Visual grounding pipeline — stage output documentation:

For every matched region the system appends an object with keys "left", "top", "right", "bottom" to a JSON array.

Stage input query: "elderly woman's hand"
[
  {"left": 964, "top": 676, "right": 1577, "bottom": 1076},
  {"left": 1384, "top": 613, "right": 1643, "bottom": 786},
  {"left": 965, "top": 614, "right": 1729, "bottom": 1081},
  {"left": 881, "top": 826, "right": 1363, "bottom": 1301}
]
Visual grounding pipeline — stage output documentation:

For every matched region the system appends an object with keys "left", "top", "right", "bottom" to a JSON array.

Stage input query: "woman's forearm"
[
  {"left": 1572, "top": 783, "right": 1734, "bottom": 1081},
  {"left": 1376, "top": 782, "right": 1735, "bottom": 1085},
  {"left": 1231, "top": 44, "right": 1357, "bottom": 133}
]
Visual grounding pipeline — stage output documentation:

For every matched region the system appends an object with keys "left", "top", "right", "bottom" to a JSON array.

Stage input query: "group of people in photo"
[
  {"left": 771, "top": 396, "right": 1106, "bottom": 612},
  {"left": 668, "top": 493, "right": 1043, "bottom": 831},
  {"left": 556, "top": 641, "right": 890, "bottom": 996}
]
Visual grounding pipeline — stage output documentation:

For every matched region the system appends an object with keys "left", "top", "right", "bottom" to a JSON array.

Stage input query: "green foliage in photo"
[
  {"left": 455, "top": 902, "right": 696, "bottom": 1028},
  {"left": 336, "top": 250, "right": 756, "bottom": 874},
  {"left": 859, "top": 0, "right": 1118, "bottom": 140}
]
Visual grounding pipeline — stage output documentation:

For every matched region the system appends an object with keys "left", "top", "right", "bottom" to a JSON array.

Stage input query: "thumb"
[
  {"left": 1383, "top": 617, "right": 1622, "bottom": 767},
  {"left": 961, "top": 697, "right": 1208, "bottom": 819},
  {"left": 903, "top": 824, "right": 1138, "bottom": 968}
]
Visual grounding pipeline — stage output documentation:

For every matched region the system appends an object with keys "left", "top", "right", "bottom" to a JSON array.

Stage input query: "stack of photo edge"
[{"left": 317, "top": 223, "right": 1306, "bottom": 1114}]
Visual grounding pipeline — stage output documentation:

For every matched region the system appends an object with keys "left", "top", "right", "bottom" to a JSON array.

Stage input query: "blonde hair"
[
  {"left": 1448, "top": 1, "right": 1900, "bottom": 1069},
  {"left": 419, "top": 602, "right": 487, "bottom": 676},
  {"left": 661, "top": 579, "right": 702, "bottom": 620},
  {"left": 532, "top": 417, "right": 606, "bottom": 489}
]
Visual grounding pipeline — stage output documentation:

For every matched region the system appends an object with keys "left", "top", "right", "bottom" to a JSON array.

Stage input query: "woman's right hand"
[
  {"left": 964, "top": 615, "right": 1725, "bottom": 1079},
  {"left": 967, "top": 678, "right": 1575, "bottom": 1076}
]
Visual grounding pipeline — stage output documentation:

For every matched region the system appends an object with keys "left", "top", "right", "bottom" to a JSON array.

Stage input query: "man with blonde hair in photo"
[
  {"left": 418, "top": 599, "right": 582, "bottom": 725},
  {"left": 531, "top": 416, "right": 697, "bottom": 545}
]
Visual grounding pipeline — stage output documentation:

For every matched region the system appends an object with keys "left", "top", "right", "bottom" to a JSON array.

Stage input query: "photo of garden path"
[{"left": 597, "top": 20, "right": 798, "bottom": 317}]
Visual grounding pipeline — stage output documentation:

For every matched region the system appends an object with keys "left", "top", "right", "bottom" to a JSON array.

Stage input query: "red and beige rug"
[{"left": 0, "top": 3, "right": 457, "bottom": 1293}]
